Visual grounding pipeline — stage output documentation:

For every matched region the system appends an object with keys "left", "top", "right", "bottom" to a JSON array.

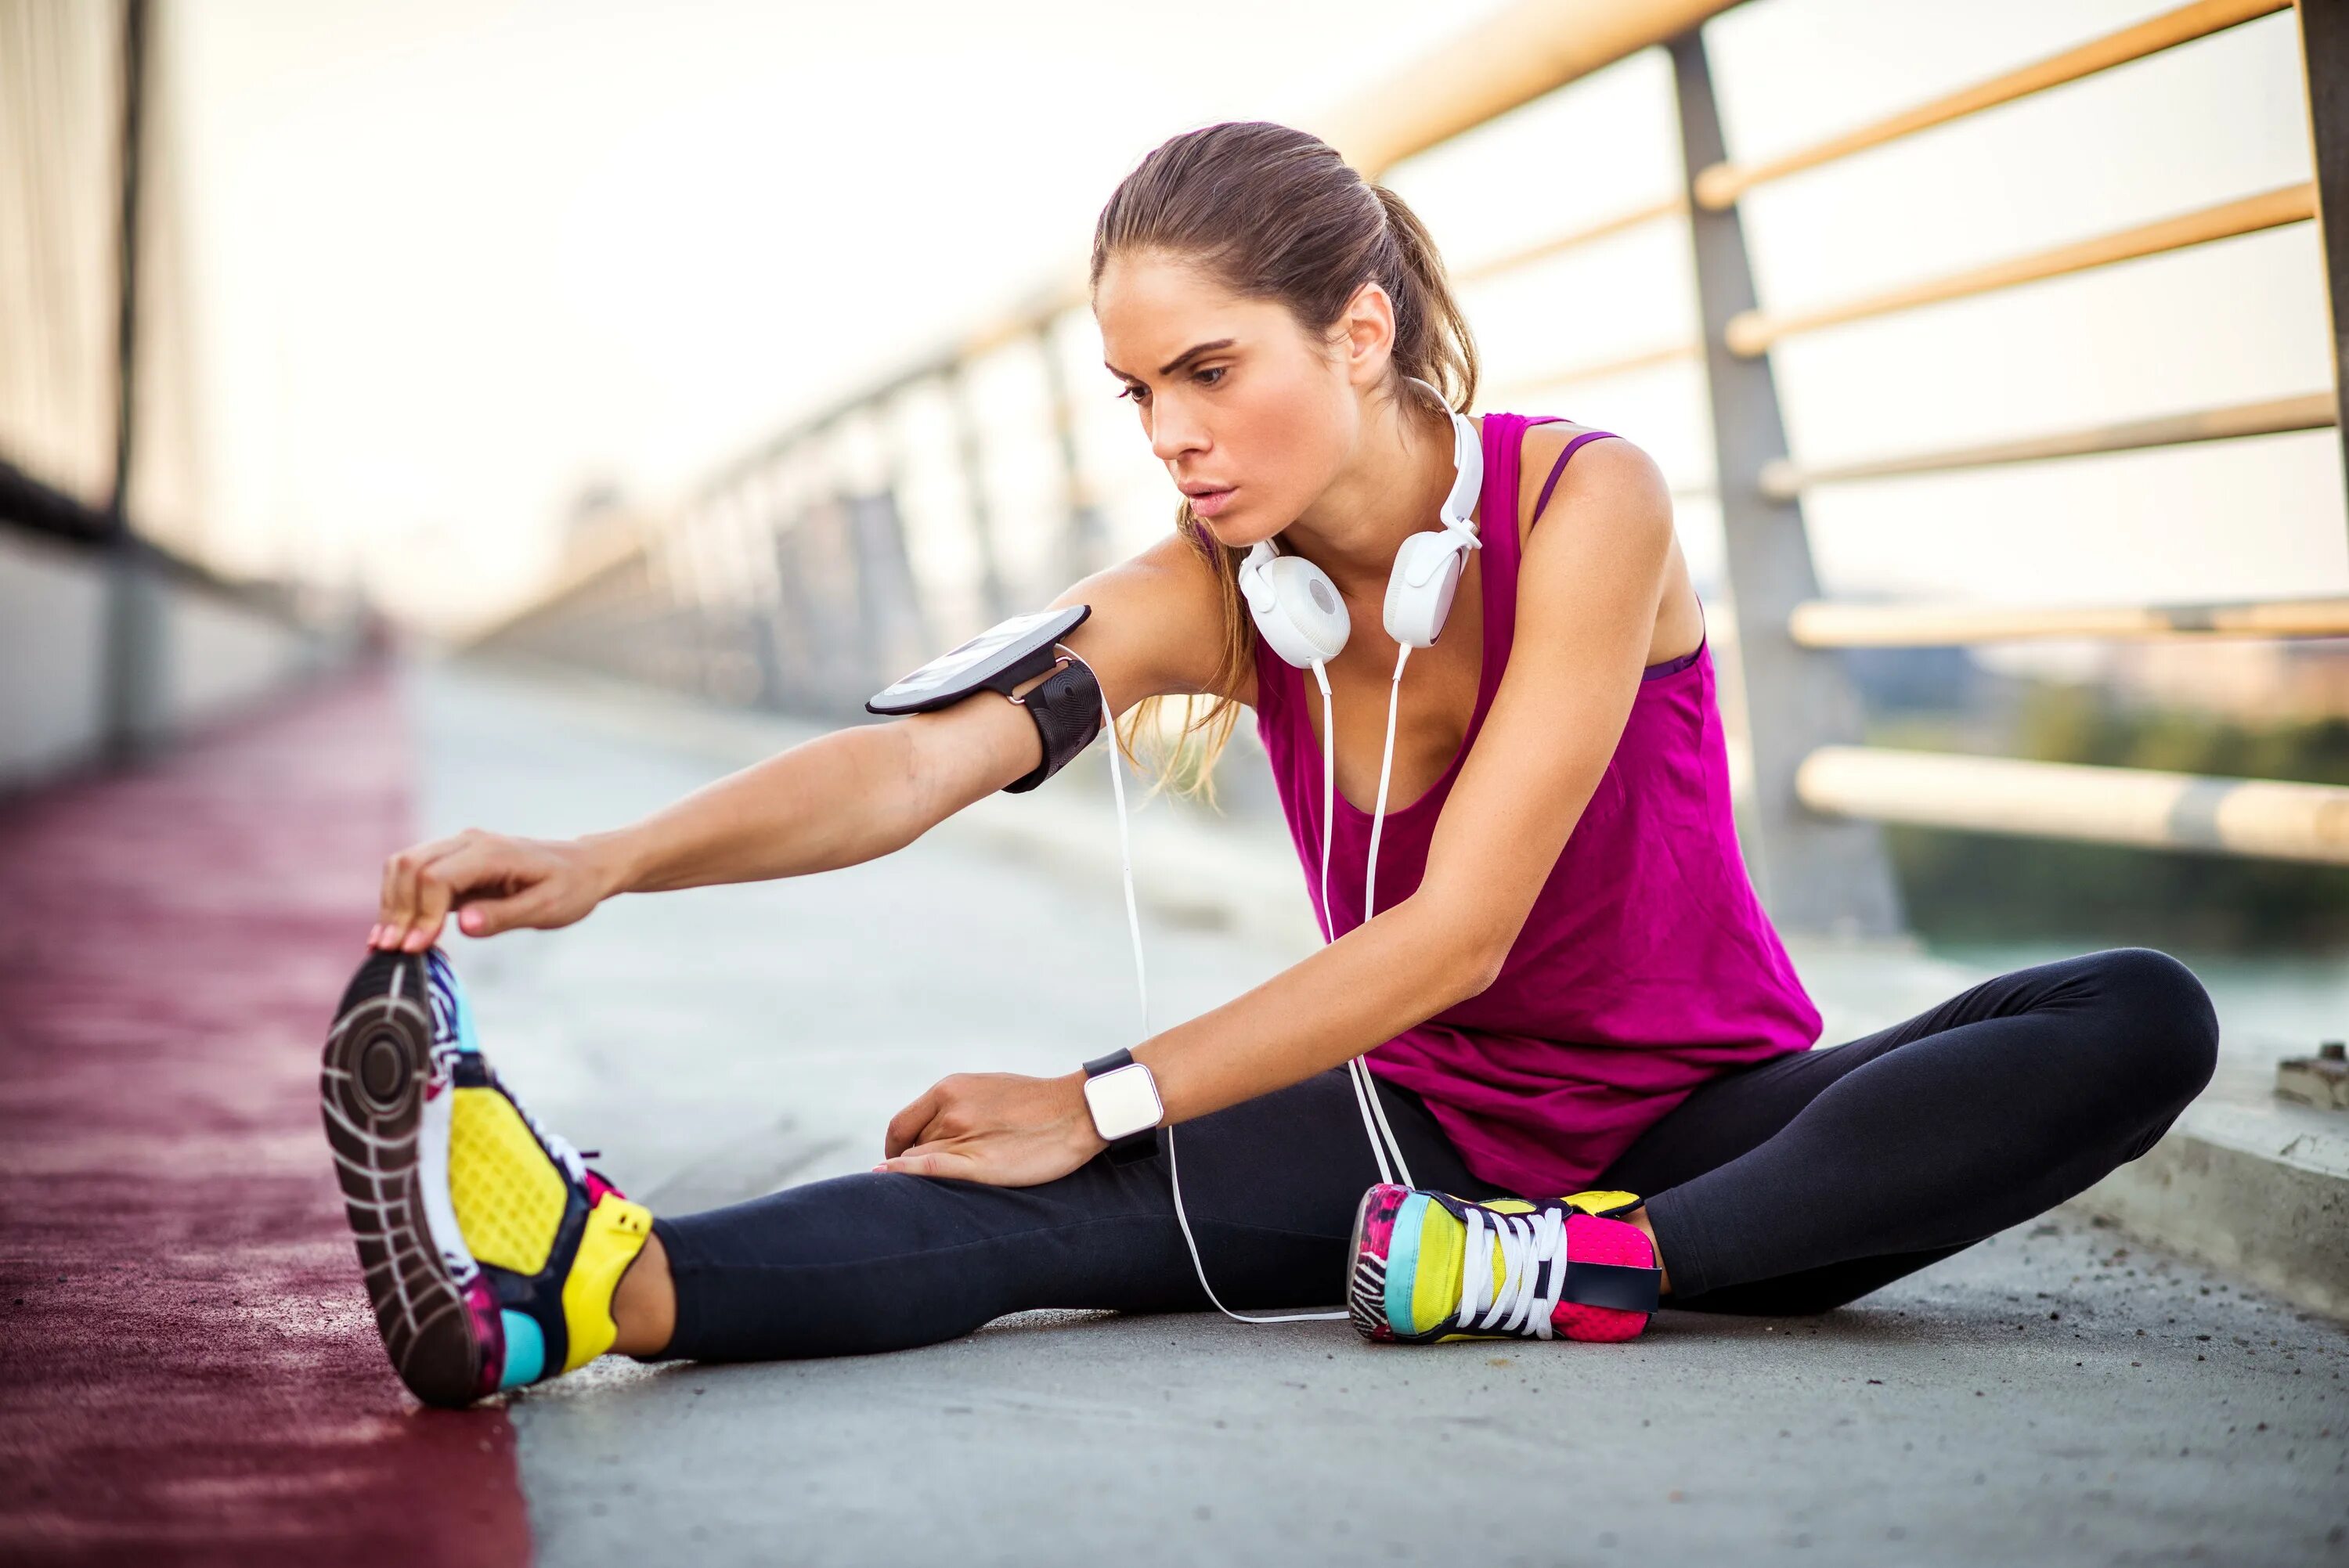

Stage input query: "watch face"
[{"left": 1083, "top": 1062, "right": 1163, "bottom": 1141}]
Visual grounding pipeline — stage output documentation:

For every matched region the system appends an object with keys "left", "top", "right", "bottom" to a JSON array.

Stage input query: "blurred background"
[{"left": 5, "top": 0, "right": 2346, "bottom": 1020}]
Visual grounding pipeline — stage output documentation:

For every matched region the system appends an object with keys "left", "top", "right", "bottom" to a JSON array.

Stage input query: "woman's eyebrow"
[{"left": 1104, "top": 339, "right": 1239, "bottom": 380}]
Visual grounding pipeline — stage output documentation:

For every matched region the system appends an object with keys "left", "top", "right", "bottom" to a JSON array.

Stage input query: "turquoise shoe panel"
[
  {"left": 1384, "top": 1191, "right": 1431, "bottom": 1336},
  {"left": 497, "top": 1309, "right": 547, "bottom": 1389}
]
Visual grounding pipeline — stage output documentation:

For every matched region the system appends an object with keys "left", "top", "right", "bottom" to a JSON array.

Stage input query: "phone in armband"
[{"left": 866, "top": 605, "right": 1101, "bottom": 793}]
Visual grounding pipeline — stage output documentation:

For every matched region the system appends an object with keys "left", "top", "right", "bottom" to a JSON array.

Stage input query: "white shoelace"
[
  {"left": 420, "top": 954, "right": 588, "bottom": 1184},
  {"left": 1459, "top": 1202, "right": 1572, "bottom": 1339},
  {"left": 508, "top": 1080, "right": 588, "bottom": 1184}
]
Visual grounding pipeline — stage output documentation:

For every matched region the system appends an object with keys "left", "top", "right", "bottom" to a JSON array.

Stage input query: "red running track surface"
[{"left": 0, "top": 664, "right": 532, "bottom": 1567}]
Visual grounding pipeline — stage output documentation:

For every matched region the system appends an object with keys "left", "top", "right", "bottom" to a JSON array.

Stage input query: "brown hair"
[{"left": 1088, "top": 120, "right": 1481, "bottom": 805}]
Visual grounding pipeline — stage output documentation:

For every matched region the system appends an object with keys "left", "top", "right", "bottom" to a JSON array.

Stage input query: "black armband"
[{"left": 1003, "top": 656, "right": 1103, "bottom": 793}]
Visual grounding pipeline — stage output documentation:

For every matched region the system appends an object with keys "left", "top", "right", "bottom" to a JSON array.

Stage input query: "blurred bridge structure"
[
  {"left": 476, "top": 0, "right": 2349, "bottom": 939},
  {"left": 1, "top": 0, "right": 373, "bottom": 793}
]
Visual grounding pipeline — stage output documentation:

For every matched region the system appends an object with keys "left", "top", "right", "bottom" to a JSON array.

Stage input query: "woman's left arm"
[{"left": 877, "top": 438, "right": 1678, "bottom": 1184}]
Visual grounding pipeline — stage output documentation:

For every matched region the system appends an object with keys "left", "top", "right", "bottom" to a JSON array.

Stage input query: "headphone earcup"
[
  {"left": 1246, "top": 554, "right": 1350, "bottom": 667},
  {"left": 1384, "top": 530, "right": 1470, "bottom": 648}
]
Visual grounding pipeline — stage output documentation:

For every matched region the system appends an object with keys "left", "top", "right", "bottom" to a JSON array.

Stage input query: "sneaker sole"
[
  {"left": 1344, "top": 1182, "right": 1402, "bottom": 1342},
  {"left": 319, "top": 950, "right": 489, "bottom": 1407}
]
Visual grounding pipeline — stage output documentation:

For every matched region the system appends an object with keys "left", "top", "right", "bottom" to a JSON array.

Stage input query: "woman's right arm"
[{"left": 370, "top": 529, "right": 1236, "bottom": 953}]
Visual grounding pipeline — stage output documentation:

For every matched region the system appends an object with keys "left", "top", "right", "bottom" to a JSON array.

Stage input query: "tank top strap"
[{"left": 1473, "top": 411, "right": 1563, "bottom": 704}]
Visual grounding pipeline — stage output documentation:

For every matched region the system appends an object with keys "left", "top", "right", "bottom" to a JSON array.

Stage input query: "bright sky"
[{"left": 168, "top": 0, "right": 2342, "bottom": 639}]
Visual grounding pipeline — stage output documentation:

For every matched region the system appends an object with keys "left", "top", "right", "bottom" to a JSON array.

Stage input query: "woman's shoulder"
[
  {"left": 1501, "top": 416, "right": 1669, "bottom": 551},
  {"left": 1088, "top": 527, "right": 1260, "bottom": 710}
]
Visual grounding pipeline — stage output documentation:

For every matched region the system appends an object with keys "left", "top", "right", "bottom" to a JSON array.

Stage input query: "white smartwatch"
[{"left": 1081, "top": 1049, "right": 1164, "bottom": 1165}]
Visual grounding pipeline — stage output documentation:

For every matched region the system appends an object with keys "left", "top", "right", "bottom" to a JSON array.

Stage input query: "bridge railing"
[
  {"left": 474, "top": 0, "right": 2347, "bottom": 936},
  {"left": 0, "top": 0, "right": 375, "bottom": 793}
]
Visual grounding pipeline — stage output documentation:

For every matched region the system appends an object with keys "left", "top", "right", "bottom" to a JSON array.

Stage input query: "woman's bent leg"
[
  {"left": 641, "top": 1065, "right": 1499, "bottom": 1362},
  {"left": 1600, "top": 946, "right": 2220, "bottom": 1312}
]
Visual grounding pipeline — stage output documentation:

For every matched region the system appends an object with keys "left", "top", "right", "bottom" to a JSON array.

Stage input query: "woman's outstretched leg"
[
  {"left": 630, "top": 1060, "right": 1506, "bottom": 1364},
  {"left": 323, "top": 941, "right": 1509, "bottom": 1399},
  {"left": 1597, "top": 946, "right": 2220, "bottom": 1313}
]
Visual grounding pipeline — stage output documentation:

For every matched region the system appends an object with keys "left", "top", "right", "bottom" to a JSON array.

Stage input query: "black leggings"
[{"left": 648, "top": 946, "right": 2218, "bottom": 1361}]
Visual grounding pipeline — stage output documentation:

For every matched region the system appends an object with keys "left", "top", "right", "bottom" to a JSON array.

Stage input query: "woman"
[{"left": 322, "top": 122, "right": 2219, "bottom": 1409}]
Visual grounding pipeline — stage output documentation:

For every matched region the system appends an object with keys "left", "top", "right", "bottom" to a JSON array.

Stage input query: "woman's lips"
[{"left": 1189, "top": 486, "right": 1236, "bottom": 519}]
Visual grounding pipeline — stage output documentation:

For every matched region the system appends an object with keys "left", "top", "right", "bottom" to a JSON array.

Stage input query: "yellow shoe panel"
[
  {"left": 1407, "top": 1201, "right": 1467, "bottom": 1336},
  {"left": 1563, "top": 1189, "right": 1643, "bottom": 1218},
  {"left": 448, "top": 1087, "right": 568, "bottom": 1275},
  {"left": 560, "top": 1196, "right": 652, "bottom": 1373}
]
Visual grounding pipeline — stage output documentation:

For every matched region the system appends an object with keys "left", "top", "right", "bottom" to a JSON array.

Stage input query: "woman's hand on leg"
[{"left": 875, "top": 1070, "right": 1108, "bottom": 1187}]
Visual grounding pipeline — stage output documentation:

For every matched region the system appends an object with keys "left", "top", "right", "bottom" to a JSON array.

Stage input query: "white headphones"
[{"left": 1234, "top": 375, "right": 1483, "bottom": 666}]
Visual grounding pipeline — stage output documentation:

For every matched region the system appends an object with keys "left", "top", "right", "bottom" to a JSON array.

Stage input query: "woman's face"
[{"left": 1094, "top": 250, "right": 1380, "bottom": 550}]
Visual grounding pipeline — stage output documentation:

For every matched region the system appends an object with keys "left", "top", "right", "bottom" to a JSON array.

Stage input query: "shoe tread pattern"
[{"left": 319, "top": 950, "right": 482, "bottom": 1408}]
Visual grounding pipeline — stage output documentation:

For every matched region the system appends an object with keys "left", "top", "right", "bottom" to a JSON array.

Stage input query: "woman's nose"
[{"left": 1149, "top": 403, "right": 1207, "bottom": 463}]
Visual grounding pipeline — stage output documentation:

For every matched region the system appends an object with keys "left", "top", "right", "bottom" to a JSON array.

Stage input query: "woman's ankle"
[
  {"left": 1622, "top": 1204, "right": 1672, "bottom": 1298},
  {"left": 609, "top": 1228, "right": 677, "bottom": 1357}
]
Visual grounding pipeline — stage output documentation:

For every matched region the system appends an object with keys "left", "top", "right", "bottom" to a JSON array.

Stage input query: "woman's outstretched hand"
[
  {"left": 370, "top": 829, "right": 621, "bottom": 952},
  {"left": 876, "top": 1070, "right": 1108, "bottom": 1187}
]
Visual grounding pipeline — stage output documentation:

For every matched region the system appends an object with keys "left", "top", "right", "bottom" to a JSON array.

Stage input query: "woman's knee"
[{"left": 2074, "top": 946, "right": 2220, "bottom": 1115}]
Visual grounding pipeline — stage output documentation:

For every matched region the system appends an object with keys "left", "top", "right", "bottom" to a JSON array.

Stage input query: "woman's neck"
[{"left": 1279, "top": 387, "right": 1466, "bottom": 604}]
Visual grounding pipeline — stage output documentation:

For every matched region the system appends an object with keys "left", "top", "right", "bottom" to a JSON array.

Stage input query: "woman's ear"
[{"left": 1337, "top": 279, "right": 1398, "bottom": 389}]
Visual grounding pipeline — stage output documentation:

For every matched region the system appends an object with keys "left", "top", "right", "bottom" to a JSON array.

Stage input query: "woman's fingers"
[
  {"left": 883, "top": 1087, "right": 943, "bottom": 1159},
  {"left": 400, "top": 839, "right": 518, "bottom": 951},
  {"left": 456, "top": 886, "right": 551, "bottom": 939},
  {"left": 379, "top": 839, "right": 447, "bottom": 948},
  {"left": 376, "top": 831, "right": 497, "bottom": 950},
  {"left": 872, "top": 1141, "right": 976, "bottom": 1180}
]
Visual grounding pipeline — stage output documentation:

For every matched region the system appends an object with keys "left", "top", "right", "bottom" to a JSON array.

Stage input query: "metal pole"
[
  {"left": 1669, "top": 27, "right": 1906, "bottom": 939},
  {"left": 949, "top": 365, "right": 1012, "bottom": 622},
  {"left": 2296, "top": 0, "right": 2349, "bottom": 496},
  {"left": 103, "top": 0, "right": 166, "bottom": 766},
  {"left": 1034, "top": 320, "right": 1110, "bottom": 584}
]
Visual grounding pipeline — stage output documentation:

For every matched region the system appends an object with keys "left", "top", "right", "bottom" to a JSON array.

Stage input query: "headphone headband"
[{"left": 1403, "top": 376, "right": 1481, "bottom": 537}]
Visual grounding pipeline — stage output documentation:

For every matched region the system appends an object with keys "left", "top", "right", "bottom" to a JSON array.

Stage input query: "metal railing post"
[
  {"left": 2297, "top": 0, "right": 2349, "bottom": 497},
  {"left": 1669, "top": 27, "right": 1907, "bottom": 939},
  {"left": 950, "top": 366, "right": 1012, "bottom": 622},
  {"left": 103, "top": 0, "right": 167, "bottom": 766},
  {"left": 1036, "top": 321, "right": 1110, "bottom": 585}
]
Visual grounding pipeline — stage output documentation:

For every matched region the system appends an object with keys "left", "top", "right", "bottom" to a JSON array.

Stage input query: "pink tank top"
[{"left": 1250, "top": 410, "right": 1823, "bottom": 1199}]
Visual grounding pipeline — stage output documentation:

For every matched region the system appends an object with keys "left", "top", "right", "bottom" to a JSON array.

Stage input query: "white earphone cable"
[
  {"left": 1311, "top": 659, "right": 1335, "bottom": 944},
  {"left": 1061, "top": 643, "right": 1348, "bottom": 1324},
  {"left": 1361, "top": 641, "right": 1413, "bottom": 928},
  {"left": 1350, "top": 640, "right": 1419, "bottom": 1188}
]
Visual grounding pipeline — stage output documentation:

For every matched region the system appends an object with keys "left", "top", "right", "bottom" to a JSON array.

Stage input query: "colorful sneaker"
[
  {"left": 1346, "top": 1184, "right": 1661, "bottom": 1343},
  {"left": 319, "top": 946, "right": 651, "bottom": 1407}
]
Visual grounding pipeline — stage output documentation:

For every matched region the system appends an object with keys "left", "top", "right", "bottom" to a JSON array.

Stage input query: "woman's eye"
[
  {"left": 1116, "top": 384, "right": 1147, "bottom": 403},
  {"left": 1195, "top": 366, "right": 1226, "bottom": 387}
]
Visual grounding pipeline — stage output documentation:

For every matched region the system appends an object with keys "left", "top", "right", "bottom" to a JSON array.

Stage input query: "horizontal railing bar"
[
  {"left": 1454, "top": 195, "right": 1688, "bottom": 284},
  {"left": 1789, "top": 594, "right": 2349, "bottom": 647},
  {"left": 1693, "top": 0, "right": 2289, "bottom": 211},
  {"left": 1796, "top": 745, "right": 2349, "bottom": 865},
  {"left": 1322, "top": 0, "right": 1746, "bottom": 178},
  {"left": 1759, "top": 391, "right": 2337, "bottom": 496},
  {"left": 1727, "top": 182, "right": 2315, "bottom": 356},
  {"left": 677, "top": 2, "right": 1751, "bottom": 538},
  {"left": 1489, "top": 341, "right": 1702, "bottom": 402}
]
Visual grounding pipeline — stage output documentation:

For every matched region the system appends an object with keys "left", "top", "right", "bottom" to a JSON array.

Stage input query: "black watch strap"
[
  {"left": 1081, "top": 1049, "right": 1160, "bottom": 1165},
  {"left": 1005, "top": 658, "right": 1105, "bottom": 794}
]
